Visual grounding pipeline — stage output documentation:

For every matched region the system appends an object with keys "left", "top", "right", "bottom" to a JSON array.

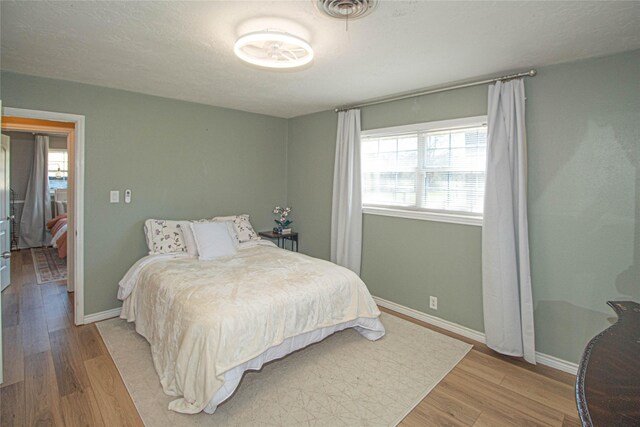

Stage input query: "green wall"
[
  {"left": 286, "top": 110, "right": 337, "bottom": 259},
  {"left": 287, "top": 49, "right": 640, "bottom": 363},
  {"left": 526, "top": 51, "right": 639, "bottom": 361},
  {"left": 1, "top": 72, "right": 288, "bottom": 314}
]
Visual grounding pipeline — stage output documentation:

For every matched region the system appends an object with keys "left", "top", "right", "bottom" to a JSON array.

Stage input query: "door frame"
[{"left": 3, "top": 107, "right": 86, "bottom": 325}]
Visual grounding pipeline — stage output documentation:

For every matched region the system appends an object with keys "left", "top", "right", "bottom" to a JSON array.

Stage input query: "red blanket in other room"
[{"left": 47, "top": 213, "right": 68, "bottom": 259}]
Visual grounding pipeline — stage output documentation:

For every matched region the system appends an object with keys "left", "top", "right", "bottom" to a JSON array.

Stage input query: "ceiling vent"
[{"left": 316, "top": 0, "right": 377, "bottom": 20}]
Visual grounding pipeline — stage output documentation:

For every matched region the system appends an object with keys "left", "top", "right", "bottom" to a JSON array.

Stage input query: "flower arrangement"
[{"left": 273, "top": 206, "right": 292, "bottom": 230}]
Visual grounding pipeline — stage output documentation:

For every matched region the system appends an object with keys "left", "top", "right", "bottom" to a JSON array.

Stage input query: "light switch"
[{"left": 110, "top": 190, "right": 120, "bottom": 203}]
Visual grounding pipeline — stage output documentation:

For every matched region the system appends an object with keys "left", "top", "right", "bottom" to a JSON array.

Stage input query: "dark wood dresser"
[{"left": 576, "top": 301, "right": 640, "bottom": 426}]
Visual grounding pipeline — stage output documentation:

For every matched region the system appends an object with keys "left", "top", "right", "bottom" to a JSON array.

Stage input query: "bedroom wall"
[
  {"left": 286, "top": 48, "right": 640, "bottom": 364},
  {"left": 49, "top": 135, "right": 68, "bottom": 150},
  {"left": 1, "top": 72, "right": 288, "bottom": 315}
]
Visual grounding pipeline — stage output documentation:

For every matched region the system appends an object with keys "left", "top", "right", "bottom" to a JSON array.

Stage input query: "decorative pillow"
[
  {"left": 234, "top": 214, "right": 260, "bottom": 243},
  {"left": 214, "top": 214, "right": 259, "bottom": 244},
  {"left": 144, "top": 219, "right": 189, "bottom": 254},
  {"left": 190, "top": 222, "right": 237, "bottom": 261}
]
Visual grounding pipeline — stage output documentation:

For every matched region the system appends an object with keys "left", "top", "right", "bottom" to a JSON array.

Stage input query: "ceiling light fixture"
[{"left": 234, "top": 30, "right": 313, "bottom": 69}]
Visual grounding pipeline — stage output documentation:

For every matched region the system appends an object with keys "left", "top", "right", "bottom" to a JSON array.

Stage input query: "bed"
[
  {"left": 47, "top": 213, "right": 68, "bottom": 258},
  {"left": 118, "top": 219, "right": 385, "bottom": 415}
]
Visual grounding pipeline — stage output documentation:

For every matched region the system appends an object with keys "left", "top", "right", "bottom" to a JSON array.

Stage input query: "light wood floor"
[{"left": 1, "top": 249, "right": 581, "bottom": 426}]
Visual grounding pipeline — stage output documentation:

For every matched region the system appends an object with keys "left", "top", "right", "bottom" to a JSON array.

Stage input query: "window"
[
  {"left": 48, "top": 149, "right": 68, "bottom": 192},
  {"left": 361, "top": 116, "right": 487, "bottom": 225}
]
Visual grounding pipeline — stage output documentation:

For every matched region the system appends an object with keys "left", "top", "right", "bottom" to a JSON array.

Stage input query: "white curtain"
[
  {"left": 19, "top": 135, "right": 52, "bottom": 247},
  {"left": 482, "top": 79, "right": 536, "bottom": 364},
  {"left": 331, "top": 109, "right": 363, "bottom": 274}
]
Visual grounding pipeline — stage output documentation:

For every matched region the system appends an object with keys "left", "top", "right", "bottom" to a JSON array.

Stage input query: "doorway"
[
  {"left": 4, "top": 129, "right": 70, "bottom": 279},
  {"left": 1, "top": 109, "right": 85, "bottom": 325}
]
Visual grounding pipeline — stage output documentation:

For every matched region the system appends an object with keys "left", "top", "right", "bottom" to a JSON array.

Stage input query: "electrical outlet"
[{"left": 429, "top": 296, "right": 438, "bottom": 310}]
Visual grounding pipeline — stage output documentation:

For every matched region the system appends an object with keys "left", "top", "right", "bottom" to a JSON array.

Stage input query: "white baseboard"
[
  {"left": 534, "top": 352, "right": 579, "bottom": 375},
  {"left": 373, "top": 296, "right": 578, "bottom": 375},
  {"left": 373, "top": 296, "right": 486, "bottom": 343},
  {"left": 83, "top": 307, "right": 122, "bottom": 324}
]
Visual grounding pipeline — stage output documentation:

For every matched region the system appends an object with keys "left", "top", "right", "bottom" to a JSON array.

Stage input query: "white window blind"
[{"left": 361, "top": 116, "right": 487, "bottom": 219}]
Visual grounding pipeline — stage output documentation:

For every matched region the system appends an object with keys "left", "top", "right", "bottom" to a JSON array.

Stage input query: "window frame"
[
  {"left": 361, "top": 115, "right": 487, "bottom": 227},
  {"left": 48, "top": 148, "right": 69, "bottom": 193}
]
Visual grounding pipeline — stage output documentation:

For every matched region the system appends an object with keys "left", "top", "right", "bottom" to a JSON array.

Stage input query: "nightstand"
[{"left": 258, "top": 231, "right": 299, "bottom": 252}]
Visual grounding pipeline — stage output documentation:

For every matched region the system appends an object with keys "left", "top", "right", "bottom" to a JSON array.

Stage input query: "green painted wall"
[
  {"left": 286, "top": 110, "right": 337, "bottom": 259},
  {"left": 1, "top": 72, "right": 288, "bottom": 315},
  {"left": 287, "top": 49, "right": 640, "bottom": 363},
  {"left": 526, "top": 51, "right": 640, "bottom": 362}
]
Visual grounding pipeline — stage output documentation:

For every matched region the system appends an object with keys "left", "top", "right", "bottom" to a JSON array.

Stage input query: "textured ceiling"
[{"left": 1, "top": 1, "right": 639, "bottom": 118}]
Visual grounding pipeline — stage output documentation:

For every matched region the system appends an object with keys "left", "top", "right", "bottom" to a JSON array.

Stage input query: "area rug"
[
  {"left": 97, "top": 312, "right": 472, "bottom": 426},
  {"left": 30, "top": 247, "right": 67, "bottom": 284}
]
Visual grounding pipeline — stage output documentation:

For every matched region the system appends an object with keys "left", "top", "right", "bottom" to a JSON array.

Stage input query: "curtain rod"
[{"left": 334, "top": 69, "right": 537, "bottom": 113}]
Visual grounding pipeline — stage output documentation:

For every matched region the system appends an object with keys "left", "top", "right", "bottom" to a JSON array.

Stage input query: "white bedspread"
[{"left": 119, "top": 243, "right": 385, "bottom": 414}]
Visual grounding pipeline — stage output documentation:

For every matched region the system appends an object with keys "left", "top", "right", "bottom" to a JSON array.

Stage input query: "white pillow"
[
  {"left": 190, "top": 222, "right": 237, "bottom": 261},
  {"left": 182, "top": 218, "right": 217, "bottom": 257},
  {"left": 144, "top": 219, "right": 190, "bottom": 254}
]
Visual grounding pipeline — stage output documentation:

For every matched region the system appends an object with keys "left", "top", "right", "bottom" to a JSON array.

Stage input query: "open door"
[
  {"left": 0, "top": 134, "right": 10, "bottom": 292},
  {"left": 0, "top": 132, "right": 9, "bottom": 385},
  {"left": 0, "top": 100, "right": 4, "bottom": 384}
]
